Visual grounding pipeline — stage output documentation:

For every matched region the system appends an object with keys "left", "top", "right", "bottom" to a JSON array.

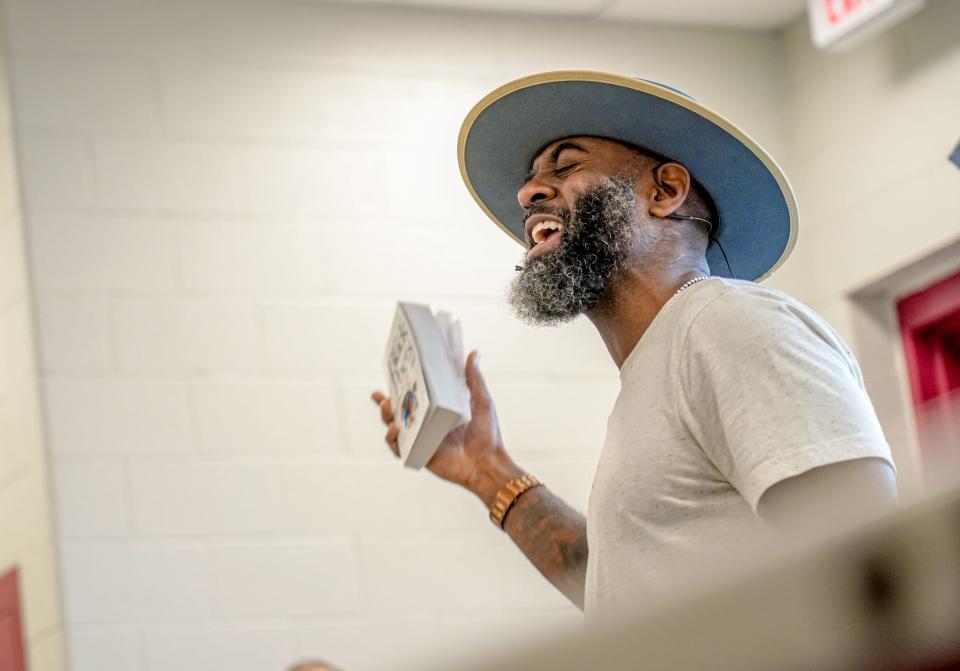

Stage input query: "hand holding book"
[
  {"left": 372, "top": 315, "right": 587, "bottom": 606},
  {"left": 371, "top": 351, "right": 524, "bottom": 508},
  {"left": 372, "top": 306, "right": 585, "bottom": 607},
  {"left": 380, "top": 302, "right": 471, "bottom": 469}
]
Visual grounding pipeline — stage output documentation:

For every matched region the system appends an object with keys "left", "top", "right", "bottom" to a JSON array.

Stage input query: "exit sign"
[{"left": 808, "top": 0, "right": 926, "bottom": 51}]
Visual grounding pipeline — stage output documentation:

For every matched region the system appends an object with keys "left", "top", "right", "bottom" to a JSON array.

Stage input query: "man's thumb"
[{"left": 464, "top": 350, "right": 490, "bottom": 406}]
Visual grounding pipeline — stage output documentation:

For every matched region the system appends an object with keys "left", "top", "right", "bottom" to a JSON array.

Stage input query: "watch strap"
[{"left": 489, "top": 474, "right": 542, "bottom": 529}]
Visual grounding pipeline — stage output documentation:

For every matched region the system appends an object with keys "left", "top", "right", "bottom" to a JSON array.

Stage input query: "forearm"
[
  {"left": 467, "top": 451, "right": 589, "bottom": 609},
  {"left": 503, "top": 486, "right": 588, "bottom": 608}
]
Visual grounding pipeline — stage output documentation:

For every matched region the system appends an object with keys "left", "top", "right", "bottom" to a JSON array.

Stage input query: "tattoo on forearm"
[{"left": 503, "top": 487, "right": 588, "bottom": 609}]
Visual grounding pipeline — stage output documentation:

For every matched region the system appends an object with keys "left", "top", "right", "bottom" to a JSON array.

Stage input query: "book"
[{"left": 382, "top": 302, "right": 471, "bottom": 469}]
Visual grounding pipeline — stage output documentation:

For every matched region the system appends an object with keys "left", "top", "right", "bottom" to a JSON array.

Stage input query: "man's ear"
[{"left": 648, "top": 162, "right": 692, "bottom": 218}]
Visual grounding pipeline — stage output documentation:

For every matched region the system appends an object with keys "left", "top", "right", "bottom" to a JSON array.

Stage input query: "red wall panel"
[
  {"left": 897, "top": 271, "right": 960, "bottom": 407},
  {"left": 897, "top": 271, "right": 960, "bottom": 460},
  {"left": 0, "top": 568, "right": 26, "bottom": 671}
]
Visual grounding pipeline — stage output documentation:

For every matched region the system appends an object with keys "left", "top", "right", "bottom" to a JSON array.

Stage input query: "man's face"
[
  {"left": 507, "top": 137, "right": 650, "bottom": 326},
  {"left": 517, "top": 137, "right": 650, "bottom": 262}
]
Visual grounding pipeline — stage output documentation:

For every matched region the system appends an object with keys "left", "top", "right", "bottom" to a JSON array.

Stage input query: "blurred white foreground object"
[{"left": 447, "top": 487, "right": 960, "bottom": 671}]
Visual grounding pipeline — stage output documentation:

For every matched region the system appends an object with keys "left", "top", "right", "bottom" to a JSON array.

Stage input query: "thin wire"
[
  {"left": 714, "top": 238, "right": 736, "bottom": 279},
  {"left": 664, "top": 213, "right": 736, "bottom": 279}
]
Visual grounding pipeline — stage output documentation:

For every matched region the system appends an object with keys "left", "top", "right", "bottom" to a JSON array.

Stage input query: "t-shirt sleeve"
[{"left": 677, "top": 288, "right": 895, "bottom": 513}]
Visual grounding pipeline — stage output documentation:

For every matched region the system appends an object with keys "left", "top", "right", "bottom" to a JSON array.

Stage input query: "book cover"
[{"left": 383, "top": 302, "right": 470, "bottom": 469}]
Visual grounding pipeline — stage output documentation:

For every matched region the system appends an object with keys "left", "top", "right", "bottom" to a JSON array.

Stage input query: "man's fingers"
[
  {"left": 372, "top": 391, "right": 400, "bottom": 458},
  {"left": 385, "top": 423, "right": 400, "bottom": 457},
  {"left": 371, "top": 390, "right": 394, "bottom": 425},
  {"left": 379, "top": 399, "right": 394, "bottom": 425}
]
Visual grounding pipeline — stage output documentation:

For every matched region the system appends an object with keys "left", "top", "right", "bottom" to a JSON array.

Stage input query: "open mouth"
[
  {"left": 526, "top": 218, "right": 565, "bottom": 261},
  {"left": 531, "top": 220, "right": 563, "bottom": 245}
]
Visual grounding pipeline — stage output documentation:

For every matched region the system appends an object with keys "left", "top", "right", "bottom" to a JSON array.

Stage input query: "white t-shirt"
[{"left": 584, "top": 278, "right": 895, "bottom": 620}]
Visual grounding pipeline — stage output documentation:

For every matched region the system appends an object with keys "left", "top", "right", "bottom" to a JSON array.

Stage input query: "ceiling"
[{"left": 322, "top": 0, "right": 808, "bottom": 29}]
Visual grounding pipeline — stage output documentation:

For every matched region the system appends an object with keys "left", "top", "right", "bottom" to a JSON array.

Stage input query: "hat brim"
[{"left": 457, "top": 71, "right": 798, "bottom": 282}]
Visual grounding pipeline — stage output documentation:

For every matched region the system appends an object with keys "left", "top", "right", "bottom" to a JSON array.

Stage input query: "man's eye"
[{"left": 553, "top": 162, "right": 579, "bottom": 177}]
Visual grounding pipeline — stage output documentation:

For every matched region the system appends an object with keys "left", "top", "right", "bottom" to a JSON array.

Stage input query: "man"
[{"left": 372, "top": 72, "right": 897, "bottom": 620}]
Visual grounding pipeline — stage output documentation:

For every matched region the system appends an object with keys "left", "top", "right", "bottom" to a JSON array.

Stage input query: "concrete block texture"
[
  {"left": 53, "top": 460, "right": 131, "bottom": 538},
  {"left": 68, "top": 626, "right": 144, "bottom": 671},
  {"left": 60, "top": 543, "right": 214, "bottom": 623},
  {"left": 30, "top": 215, "right": 179, "bottom": 292},
  {"left": 11, "top": 58, "right": 158, "bottom": 133},
  {"left": 112, "top": 300, "right": 261, "bottom": 372},
  {"left": 17, "top": 134, "right": 93, "bottom": 211},
  {"left": 209, "top": 541, "right": 363, "bottom": 617},
  {"left": 143, "top": 625, "right": 297, "bottom": 671},
  {"left": 34, "top": 294, "right": 113, "bottom": 373},
  {"left": 129, "top": 460, "right": 284, "bottom": 537},
  {"left": 45, "top": 379, "right": 194, "bottom": 456},
  {"left": 94, "top": 139, "right": 244, "bottom": 213},
  {"left": 193, "top": 381, "right": 342, "bottom": 454}
]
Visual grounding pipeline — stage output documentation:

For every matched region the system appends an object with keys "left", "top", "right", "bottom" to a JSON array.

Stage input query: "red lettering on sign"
[
  {"left": 825, "top": 0, "right": 839, "bottom": 24},
  {"left": 824, "top": 0, "right": 876, "bottom": 25}
]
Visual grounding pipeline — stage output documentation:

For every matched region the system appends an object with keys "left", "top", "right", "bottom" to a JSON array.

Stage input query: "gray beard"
[{"left": 507, "top": 176, "right": 638, "bottom": 326}]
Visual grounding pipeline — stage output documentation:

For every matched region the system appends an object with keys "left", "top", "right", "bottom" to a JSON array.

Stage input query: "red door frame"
[
  {"left": 896, "top": 271, "right": 960, "bottom": 408},
  {"left": 0, "top": 567, "right": 26, "bottom": 671}
]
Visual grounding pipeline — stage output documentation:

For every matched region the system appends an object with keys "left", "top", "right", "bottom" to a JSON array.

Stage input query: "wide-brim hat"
[{"left": 457, "top": 71, "right": 798, "bottom": 281}]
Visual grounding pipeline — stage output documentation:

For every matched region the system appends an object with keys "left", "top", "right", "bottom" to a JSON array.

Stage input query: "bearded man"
[{"left": 372, "top": 72, "right": 897, "bottom": 620}]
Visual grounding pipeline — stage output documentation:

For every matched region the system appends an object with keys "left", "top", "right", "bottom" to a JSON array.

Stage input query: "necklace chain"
[{"left": 675, "top": 275, "right": 710, "bottom": 295}]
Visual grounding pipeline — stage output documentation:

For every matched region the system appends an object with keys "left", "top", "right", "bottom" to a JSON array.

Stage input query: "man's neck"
[{"left": 586, "top": 263, "right": 708, "bottom": 369}]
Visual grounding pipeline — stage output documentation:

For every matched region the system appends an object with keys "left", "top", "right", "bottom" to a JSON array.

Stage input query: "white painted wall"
[
  {"left": 769, "top": 1, "right": 960, "bottom": 495},
  {"left": 0, "top": 19, "right": 65, "bottom": 671},
  {"left": 0, "top": 0, "right": 787, "bottom": 668}
]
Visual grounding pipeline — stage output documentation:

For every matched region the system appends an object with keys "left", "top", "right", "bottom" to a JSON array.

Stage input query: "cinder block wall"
[
  {"left": 0, "top": 0, "right": 786, "bottom": 668},
  {"left": 0, "top": 17, "right": 65, "bottom": 671}
]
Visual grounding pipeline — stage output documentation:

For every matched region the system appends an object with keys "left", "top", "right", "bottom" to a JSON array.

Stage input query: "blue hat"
[{"left": 457, "top": 71, "right": 798, "bottom": 281}]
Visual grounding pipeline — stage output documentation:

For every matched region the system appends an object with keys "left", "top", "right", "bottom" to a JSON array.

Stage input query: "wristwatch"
[{"left": 489, "top": 474, "right": 542, "bottom": 529}]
